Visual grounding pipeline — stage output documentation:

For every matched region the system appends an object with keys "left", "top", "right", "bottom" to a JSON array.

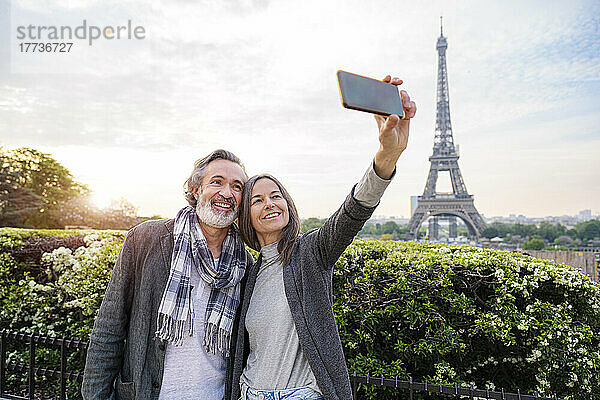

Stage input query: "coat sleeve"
[
  {"left": 81, "top": 228, "right": 136, "bottom": 400},
  {"left": 311, "top": 185, "right": 377, "bottom": 269}
]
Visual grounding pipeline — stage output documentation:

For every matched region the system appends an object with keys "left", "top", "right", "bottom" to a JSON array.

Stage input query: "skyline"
[{"left": 1, "top": 0, "right": 599, "bottom": 220}]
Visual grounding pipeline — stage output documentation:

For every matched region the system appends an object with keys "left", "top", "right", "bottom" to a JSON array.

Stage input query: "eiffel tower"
[{"left": 408, "top": 19, "right": 486, "bottom": 239}]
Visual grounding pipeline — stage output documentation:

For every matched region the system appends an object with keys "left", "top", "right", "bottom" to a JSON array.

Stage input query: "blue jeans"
[{"left": 240, "top": 384, "right": 324, "bottom": 400}]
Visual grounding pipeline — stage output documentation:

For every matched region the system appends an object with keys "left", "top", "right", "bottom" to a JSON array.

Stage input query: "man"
[{"left": 82, "top": 149, "right": 254, "bottom": 400}]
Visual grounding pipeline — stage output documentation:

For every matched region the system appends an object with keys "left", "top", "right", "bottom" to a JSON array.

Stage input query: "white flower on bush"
[
  {"left": 432, "top": 361, "right": 457, "bottom": 381},
  {"left": 26, "top": 279, "right": 52, "bottom": 293},
  {"left": 84, "top": 233, "right": 100, "bottom": 246},
  {"left": 36, "top": 232, "right": 119, "bottom": 316},
  {"left": 526, "top": 349, "right": 542, "bottom": 362},
  {"left": 43, "top": 246, "right": 76, "bottom": 274},
  {"left": 64, "top": 299, "right": 86, "bottom": 309},
  {"left": 536, "top": 375, "right": 550, "bottom": 390},
  {"left": 569, "top": 372, "right": 578, "bottom": 384}
]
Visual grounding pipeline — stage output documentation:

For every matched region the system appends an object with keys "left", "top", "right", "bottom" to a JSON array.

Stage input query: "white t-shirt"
[{"left": 158, "top": 258, "right": 226, "bottom": 400}]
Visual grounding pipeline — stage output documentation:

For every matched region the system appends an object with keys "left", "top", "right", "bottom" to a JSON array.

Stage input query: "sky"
[{"left": 0, "top": 0, "right": 599, "bottom": 220}]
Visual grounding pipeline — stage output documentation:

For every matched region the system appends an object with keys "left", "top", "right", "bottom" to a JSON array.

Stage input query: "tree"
[
  {"left": 0, "top": 148, "right": 89, "bottom": 228},
  {"left": 537, "top": 221, "right": 566, "bottom": 242},
  {"left": 380, "top": 221, "right": 396, "bottom": 235},
  {"left": 358, "top": 223, "right": 379, "bottom": 236},
  {"left": 554, "top": 235, "right": 573, "bottom": 246},
  {"left": 523, "top": 237, "right": 545, "bottom": 250},
  {"left": 575, "top": 220, "right": 600, "bottom": 241},
  {"left": 482, "top": 226, "right": 499, "bottom": 239},
  {"left": 97, "top": 198, "right": 140, "bottom": 230},
  {"left": 0, "top": 147, "right": 154, "bottom": 230},
  {"left": 0, "top": 150, "right": 42, "bottom": 227},
  {"left": 301, "top": 217, "right": 326, "bottom": 234},
  {"left": 488, "top": 222, "right": 511, "bottom": 237},
  {"left": 51, "top": 196, "right": 98, "bottom": 227},
  {"left": 512, "top": 223, "right": 537, "bottom": 239},
  {"left": 382, "top": 221, "right": 407, "bottom": 236},
  {"left": 359, "top": 221, "right": 409, "bottom": 238}
]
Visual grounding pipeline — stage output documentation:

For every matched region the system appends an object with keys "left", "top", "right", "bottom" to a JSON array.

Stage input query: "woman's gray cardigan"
[{"left": 225, "top": 186, "right": 376, "bottom": 400}]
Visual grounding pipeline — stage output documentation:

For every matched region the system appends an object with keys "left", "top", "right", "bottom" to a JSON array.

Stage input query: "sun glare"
[{"left": 91, "top": 193, "right": 113, "bottom": 210}]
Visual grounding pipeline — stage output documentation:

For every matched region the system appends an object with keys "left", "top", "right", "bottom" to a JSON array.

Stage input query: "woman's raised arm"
[{"left": 311, "top": 76, "right": 417, "bottom": 267}]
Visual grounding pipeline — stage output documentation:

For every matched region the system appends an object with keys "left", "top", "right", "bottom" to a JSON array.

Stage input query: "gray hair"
[{"left": 183, "top": 149, "right": 247, "bottom": 207}]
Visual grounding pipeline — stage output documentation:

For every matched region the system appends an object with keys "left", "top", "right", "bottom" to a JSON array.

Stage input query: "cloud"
[{"left": 1, "top": 0, "right": 598, "bottom": 218}]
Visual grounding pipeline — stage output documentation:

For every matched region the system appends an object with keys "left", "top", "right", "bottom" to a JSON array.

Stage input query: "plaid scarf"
[{"left": 156, "top": 206, "right": 247, "bottom": 357}]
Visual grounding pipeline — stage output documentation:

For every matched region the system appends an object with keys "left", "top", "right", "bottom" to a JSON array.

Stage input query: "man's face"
[{"left": 194, "top": 159, "right": 246, "bottom": 229}]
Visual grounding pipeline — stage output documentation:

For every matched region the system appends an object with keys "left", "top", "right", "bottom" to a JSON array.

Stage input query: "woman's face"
[{"left": 249, "top": 177, "right": 289, "bottom": 246}]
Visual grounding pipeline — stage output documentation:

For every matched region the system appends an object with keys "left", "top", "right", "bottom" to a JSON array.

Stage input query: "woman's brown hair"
[{"left": 238, "top": 174, "right": 300, "bottom": 265}]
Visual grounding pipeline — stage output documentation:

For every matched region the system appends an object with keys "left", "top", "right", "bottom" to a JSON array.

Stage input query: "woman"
[{"left": 227, "top": 76, "right": 416, "bottom": 400}]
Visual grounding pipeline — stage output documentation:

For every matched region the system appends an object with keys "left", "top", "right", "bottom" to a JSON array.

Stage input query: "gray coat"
[
  {"left": 226, "top": 187, "right": 376, "bottom": 400},
  {"left": 82, "top": 219, "right": 253, "bottom": 400}
]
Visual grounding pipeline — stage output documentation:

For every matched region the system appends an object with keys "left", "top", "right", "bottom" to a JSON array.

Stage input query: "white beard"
[{"left": 195, "top": 197, "right": 237, "bottom": 229}]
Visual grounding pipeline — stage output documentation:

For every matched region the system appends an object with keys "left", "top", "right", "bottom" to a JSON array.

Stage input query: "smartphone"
[{"left": 337, "top": 70, "right": 405, "bottom": 118}]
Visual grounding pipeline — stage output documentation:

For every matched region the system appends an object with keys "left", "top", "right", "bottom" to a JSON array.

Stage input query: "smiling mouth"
[
  {"left": 212, "top": 201, "right": 233, "bottom": 211},
  {"left": 263, "top": 211, "right": 281, "bottom": 220}
]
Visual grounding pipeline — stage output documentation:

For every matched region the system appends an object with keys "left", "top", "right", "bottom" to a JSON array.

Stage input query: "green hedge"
[
  {"left": 335, "top": 240, "right": 600, "bottom": 398},
  {"left": 0, "top": 228, "right": 599, "bottom": 399},
  {"left": 0, "top": 228, "right": 124, "bottom": 398}
]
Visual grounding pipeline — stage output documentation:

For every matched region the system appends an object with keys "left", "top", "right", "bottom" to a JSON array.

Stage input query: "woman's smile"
[{"left": 263, "top": 211, "right": 281, "bottom": 220}]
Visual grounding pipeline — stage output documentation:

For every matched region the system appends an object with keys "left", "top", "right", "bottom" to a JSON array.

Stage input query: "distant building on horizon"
[
  {"left": 579, "top": 209, "right": 592, "bottom": 221},
  {"left": 367, "top": 215, "right": 409, "bottom": 225},
  {"left": 410, "top": 196, "right": 419, "bottom": 218},
  {"left": 485, "top": 209, "right": 597, "bottom": 226}
]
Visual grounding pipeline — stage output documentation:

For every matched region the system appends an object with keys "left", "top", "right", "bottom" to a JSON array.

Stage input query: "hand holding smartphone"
[{"left": 337, "top": 70, "right": 405, "bottom": 118}]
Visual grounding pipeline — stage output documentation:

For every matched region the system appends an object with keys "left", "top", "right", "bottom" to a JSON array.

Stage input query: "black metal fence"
[
  {"left": 0, "top": 330, "right": 87, "bottom": 400},
  {"left": 348, "top": 372, "right": 573, "bottom": 400},
  {"left": 0, "top": 330, "right": 581, "bottom": 400}
]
